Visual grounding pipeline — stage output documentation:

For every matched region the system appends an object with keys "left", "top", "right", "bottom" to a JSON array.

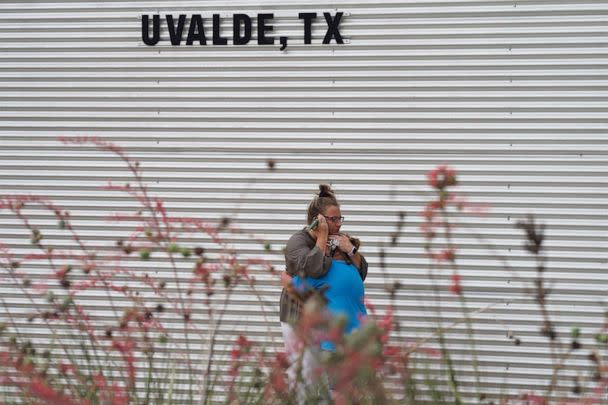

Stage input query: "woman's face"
[{"left": 322, "top": 205, "right": 343, "bottom": 235}]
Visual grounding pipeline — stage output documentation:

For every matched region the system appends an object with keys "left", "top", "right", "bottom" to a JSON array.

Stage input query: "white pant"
[
  {"left": 281, "top": 322, "right": 318, "bottom": 384},
  {"left": 281, "top": 322, "right": 331, "bottom": 402}
]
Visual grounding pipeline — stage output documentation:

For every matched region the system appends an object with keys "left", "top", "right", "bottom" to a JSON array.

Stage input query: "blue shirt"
[{"left": 293, "top": 259, "right": 367, "bottom": 350}]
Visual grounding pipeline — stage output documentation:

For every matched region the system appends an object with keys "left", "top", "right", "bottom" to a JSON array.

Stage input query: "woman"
[{"left": 279, "top": 184, "right": 368, "bottom": 386}]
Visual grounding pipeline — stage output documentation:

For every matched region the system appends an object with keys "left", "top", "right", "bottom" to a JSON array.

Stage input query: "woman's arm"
[
  {"left": 356, "top": 253, "right": 368, "bottom": 281},
  {"left": 284, "top": 231, "right": 332, "bottom": 279}
]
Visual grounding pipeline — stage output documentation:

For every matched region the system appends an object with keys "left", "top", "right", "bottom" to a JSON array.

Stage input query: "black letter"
[
  {"left": 167, "top": 14, "right": 188, "bottom": 45},
  {"left": 322, "top": 12, "right": 344, "bottom": 44},
  {"left": 212, "top": 14, "right": 228, "bottom": 45},
  {"left": 257, "top": 13, "right": 274, "bottom": 45},
  {"left": 142, "top": 14, "right": 160, "bottom": 46},
  {"left": 186, "top": 15, "right": 206, "bottom": 45},
  {"left": 233, "top": 14, "right": 251, "bottom": 45},
  {"left": 279, "top": 36, "right": 288, "bottom": 51},
  {"left": 298, "top": 12, "right": 317, "bottom": 44}
]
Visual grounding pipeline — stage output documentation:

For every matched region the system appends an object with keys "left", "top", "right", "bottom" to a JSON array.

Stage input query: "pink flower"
[
  {"left": 269, "top": 369, "right": 287, "bottom": 393},
  {"left": 383, "top": 345, "right": 400, "bottom": 358},
  {"left": 29, "top": 377, "right": 78, "bottom": 405},
  {"left": 54, "top": 264, "right": 71, "bottom": 279},
  {"left": 431, "top": 248, "right": 456, "bottom": 263},
  {"left": 422, "top": 201, "right": 438, "bottom": 221},
  {"left": 93, "top": 372, "right": 107, "bottom": 389},
  {"left": 333, "top": 392, "right": 349, "bottom": 405},
  {"left": 421, "top": 347, "right": 442, "bottom": 358},
  {"left": 518, "top": 392, "right": 547, "bottom": 404},
  {"left": 111, "top": 339, "right": 136, "bottom": 388},
  {"left": 58, "top": 361, "right": 76, "bottom": 375},
  {"left": 427, "top": 165, "right": 457, "bottom": 190},
  {"left": 365, "top": 299, "right": 376, "bottom": 314},
  {"left": 230, "top": 348, "right": 241, "bottom": 360},
  {"left": 275, "top": 352, "right": 289, "bottom": 369},
  {"left": 449, "top": 272, "right": 462, "bottom": 295},
  {"left": 32, "top": 283, "right": 48, "bottom": 294},
  {"left": 236, "top": 334, "right": 251, "bottom": 351},
  {"left": 419, "top": 222, "right": 436, "bottom": 239},
  {"left": 325, "top": 325, "right": 344, "bottom": 344}
]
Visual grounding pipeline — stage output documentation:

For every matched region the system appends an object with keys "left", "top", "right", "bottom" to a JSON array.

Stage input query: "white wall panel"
[{"left": 1, "top": 0, "right": 607, "bottom": 403}]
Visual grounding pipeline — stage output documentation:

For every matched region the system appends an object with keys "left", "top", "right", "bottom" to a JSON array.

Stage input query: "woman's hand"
[
  {"left": 310, "top": 214, "right": 329, "bottom": 240},
  {"left": 309, "top": 214, "right": 330, "bottom": 255},
  {"left": 329, "top": 234, "right": 354, "bottom": 253},
  {"left": 330, "top": 233, "right": 362, "bottom": 269},
  {"left": 281, "top": 272, "right": 295, "bottom": 292}
]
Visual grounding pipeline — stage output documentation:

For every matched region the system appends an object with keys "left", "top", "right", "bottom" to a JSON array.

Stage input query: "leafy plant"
[{"left": 0, "top": 138, "right": 605, "bottom": 404}]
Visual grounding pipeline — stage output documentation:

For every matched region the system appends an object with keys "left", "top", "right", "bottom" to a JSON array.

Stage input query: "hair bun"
[{"left": 318, "top": 184, "right": 334, "bottom": 198}]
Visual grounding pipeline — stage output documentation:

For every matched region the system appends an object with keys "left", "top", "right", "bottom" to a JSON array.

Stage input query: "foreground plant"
[
  {"left": 0, "top": 138, "right": 605, "bottom": 404},
  {"left": 0, "top": 137, "right": 278, "bottom": 404}
]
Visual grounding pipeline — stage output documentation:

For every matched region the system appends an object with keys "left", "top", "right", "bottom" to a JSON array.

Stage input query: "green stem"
[
  {"left": 424, "top": 239, "right": 461, "bottom": 405},
  {"left": 145, "top": 351, "right": 153, "bottom": 405},
  {"left": 441, "top": 206, "right": 482, "bottom": 400}
]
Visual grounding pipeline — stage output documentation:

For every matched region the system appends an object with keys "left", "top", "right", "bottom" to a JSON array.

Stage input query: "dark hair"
[{"left": 306, "top": 184, "right": 339, "bottom": 224}]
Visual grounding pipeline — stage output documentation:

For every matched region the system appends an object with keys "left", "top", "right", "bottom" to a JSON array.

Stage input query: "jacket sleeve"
[
  {"left": 284, "top": 232, "right": 332, "bottom": 279},
  {"left": 357, "top": 254, "right": 368, "bottom": 281}
]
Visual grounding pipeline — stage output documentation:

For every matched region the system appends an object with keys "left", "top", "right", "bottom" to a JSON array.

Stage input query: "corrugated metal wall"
[{"left": 1, "top": 0, "right": 607, "bottom": 403}]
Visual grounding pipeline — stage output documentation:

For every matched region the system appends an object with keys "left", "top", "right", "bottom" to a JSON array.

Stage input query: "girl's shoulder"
[{"left": 329, "top": 259, "right": 358, "bottom": 273}]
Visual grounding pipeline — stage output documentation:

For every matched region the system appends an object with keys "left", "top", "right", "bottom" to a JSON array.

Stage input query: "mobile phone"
[{"left": 307, "top": 218, "right": 319, "bottom": 230}]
